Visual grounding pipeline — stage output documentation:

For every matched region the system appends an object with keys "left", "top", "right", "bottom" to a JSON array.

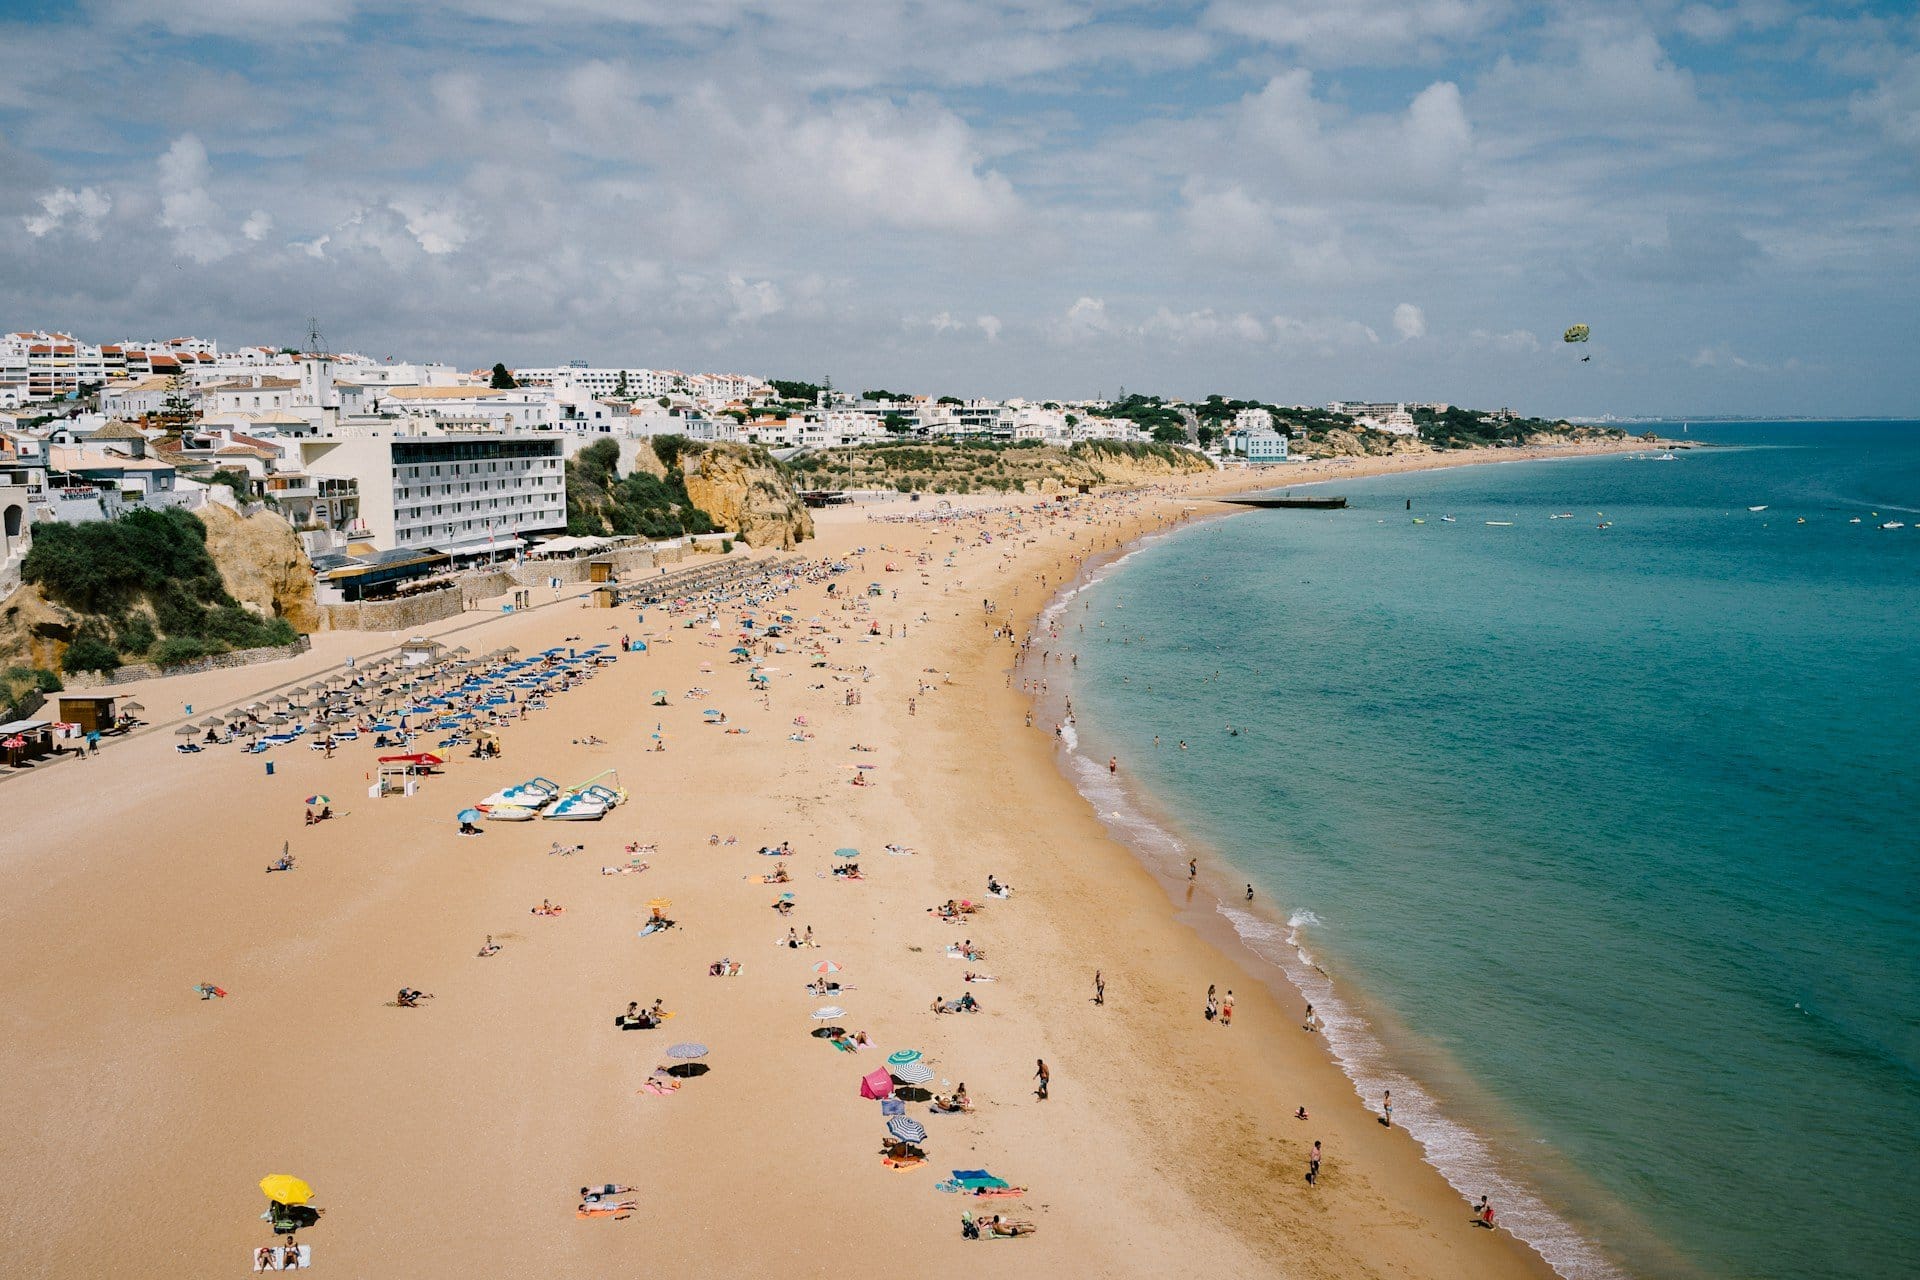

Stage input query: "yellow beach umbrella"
[
  {"left": 259, "top": 1174, "right": 312, "bottom": 1205},
  {"left": 647, "top": 899, "right": 673, "bottom": 911}
]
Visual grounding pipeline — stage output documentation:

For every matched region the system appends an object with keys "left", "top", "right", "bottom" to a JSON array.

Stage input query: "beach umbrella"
[
  {"left": 885, "top": 1116, "right": 927, "bottom": 1144},
  {"left": 835, "top": 848, "right": 859, "bottom": 858},
  {"left": 4, "top": 735, "right": 27, "bottom": 750},
  {"left": 885, "top": 1049, "right": 923, "bottom": 1068},
  {"left": 174, "top": 724, "right": 199, "bottom": 737},
  {"left": 646, "top": 899, "right": 673, "bottom": 912},
  {"left": 197, "top": 716, "right": 225, "bottom": 729},
  {"left": 304, "top": 795, "right": 331, "bottom": 806},
  {"left": 893, "top": 1061, "right": 935, "bottom": 1086},
  {"left": 456, "top": 809, "right": 483, "bottom": 823},
  {"left": 120, "top": 700, "right": 145, "bottom": 714},
  {"left": 811, "top": 1006, "right": 846, "bottom": 1020},
  {"left": 811, "top": 960, "right": 843, "bottom": 975},
  {"left": 665, "top": 1042, "right": 707, "bottom": 1060},
  {"left": 258, "top": 1174, "right": 312, "bottom": 1205}
]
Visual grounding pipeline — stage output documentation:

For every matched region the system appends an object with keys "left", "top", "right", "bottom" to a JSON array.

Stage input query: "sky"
[{"left": 1, "top": 0, "right": 1916, "bottom": 417}]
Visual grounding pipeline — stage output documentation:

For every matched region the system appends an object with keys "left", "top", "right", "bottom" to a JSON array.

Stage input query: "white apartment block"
[
  {"left": 1232, "top": 407, "right": 1274, "bottom": 433},
  {"left": 296, "top": 429, "right": 566, "bottom": 555}
]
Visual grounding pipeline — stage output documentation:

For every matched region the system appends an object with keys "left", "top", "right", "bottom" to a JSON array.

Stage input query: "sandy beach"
[{"left": 0, "top": 440, "right": 1647, "bottom": 1279}]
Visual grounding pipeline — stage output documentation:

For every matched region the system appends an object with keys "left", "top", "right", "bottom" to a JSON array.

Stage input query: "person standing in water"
[
  {"left": 1476, "top": 1196, "right": 1496, "bottom": 1229},
  {"left": 1382, "top": 1089, "right": 1393, "bottom": 1128},
  {"left": 1188, "top": 858, "right": 1198, "bottom": 883},
  {"left": 1245, "top": 884, "right": 1254, "bottom": 901}
]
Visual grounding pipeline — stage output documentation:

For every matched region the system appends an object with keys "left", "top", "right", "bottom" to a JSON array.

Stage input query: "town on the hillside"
[{"left": 1, "top": 328, "right": 1593, "bottom": 616}]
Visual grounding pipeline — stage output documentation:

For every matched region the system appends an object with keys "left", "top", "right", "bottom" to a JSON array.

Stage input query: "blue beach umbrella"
[
  {"left": 457, "top": 809, "right": 483, "bottom": 823},
  {"left": 885, "top": 1049, "right": 922, "bottom": 1067},
  {"left": 885, "top": 1116, "right": 927, "bottom": 1144}
]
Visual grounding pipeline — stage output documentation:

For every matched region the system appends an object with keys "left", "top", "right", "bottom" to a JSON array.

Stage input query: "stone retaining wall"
[
  {"left": 317, "top": 588, "right": 464, "bottom": 633},
  {"left": 64, "top": 636, "right": 314, "bottom": 688}
]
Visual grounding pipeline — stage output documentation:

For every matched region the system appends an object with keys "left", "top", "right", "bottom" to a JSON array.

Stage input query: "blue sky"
[{"left": 1, "top": 0, "right": 1915, "bottom": 416}]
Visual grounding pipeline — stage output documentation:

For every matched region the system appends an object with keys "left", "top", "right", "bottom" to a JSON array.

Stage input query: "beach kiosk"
[
  {"left": 398, "top": 637, "right": 445, "bottom": 668},
  {"left": 54, "top": 694, "right": 119, "bottom": 735},
  {"left": 588, "top": 559, "right": 614, "bottom": 584},
  {"left": 591, "top": 585, "right": 618, "bottom": 609}
]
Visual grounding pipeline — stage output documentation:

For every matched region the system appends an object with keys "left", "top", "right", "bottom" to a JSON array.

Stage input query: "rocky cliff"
[
  {"left": 681, "top": 445, "right": 815, "bottom": 549},
  {"left": 791, "top": 441, "right": 1213, "bottom": 496},
  {"left": 198, "top": 503, "right": 320, "bottom": 632}
]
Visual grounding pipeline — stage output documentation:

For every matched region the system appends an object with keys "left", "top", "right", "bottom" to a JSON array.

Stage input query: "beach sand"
[{"left": 0, "top": 442, "right": 1643, "bottom": 1278}]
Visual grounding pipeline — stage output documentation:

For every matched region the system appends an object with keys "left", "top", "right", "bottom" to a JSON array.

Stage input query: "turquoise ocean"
[{"left": 1047, "top": 423, "right": 1920, "bottom": 1279}]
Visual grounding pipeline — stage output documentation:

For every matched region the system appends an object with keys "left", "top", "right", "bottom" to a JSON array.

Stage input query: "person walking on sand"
[
  {"left": 1382, "top": 1089, "right": 1393, "bottom": 1128},
  {"left": 1476, "top": 1196, "right": 1496, "bottom": 1229},
  {"left": 1221, "top": 990, "right": 1234, "bottom": 1026},
  {"left": 1033, "top": 1059, "right": 1049, "bottom": 1100},
  {"left": 1093, "top": 970, "right": 1104, "bottom": 1005},
  {"left": 1205, "top": 984, "right": 1217, "bottom": 1021},
  {"left": 1307, "top": 1141, "right": 1321, "bottom": 1186},
  {"left": 1304, "top": 1002, "right": 1317, "bottom": 1033}
]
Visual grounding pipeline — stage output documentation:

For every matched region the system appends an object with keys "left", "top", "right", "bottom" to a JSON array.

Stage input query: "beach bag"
[
  {"left": 962, "top": 1219, "right": 980, "bottom": 1240},
  {"left": 1205, "top": 1006, "right": 1216, "bottom": 1021}
]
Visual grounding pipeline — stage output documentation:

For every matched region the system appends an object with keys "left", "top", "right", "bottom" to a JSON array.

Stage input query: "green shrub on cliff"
[
  {"left": 22, "top": 508, "right": 294, "bottom": 661},
  {"left": 564, "top": 437, "right": 715, "bottom": 539}
]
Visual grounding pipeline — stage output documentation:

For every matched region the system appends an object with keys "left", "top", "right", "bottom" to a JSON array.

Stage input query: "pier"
[{"left": 1221, "top": 495, "right": 1347, "bottom": 510}]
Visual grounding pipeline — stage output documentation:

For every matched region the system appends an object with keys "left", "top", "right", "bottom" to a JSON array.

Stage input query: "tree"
[
  {"left": 615, "top": 370, "right": 630, "bottom": 398},
  {"left": 1151, "top": 424, "right": 1189, "bottom": 445},
  {"left": 863, "top": 389, "right": 900, "bottom": 402},
  {"left": 1196, "top": 425, "right": 1217, "bottom": 448},
  {"left": 937, "top": 395, "right": 963, "bottom": 405},
  {"left": 882, "top": 413, "right": 913, "bottom": 434},
  {"left": 769, "top": 379, "right": 823, "bottom": 403},
  {"left": 210, "top": 468, "right": 252, "bottom": 500},
  {"left": 490, "top": 363, "right": 517, "bottom": 389}
]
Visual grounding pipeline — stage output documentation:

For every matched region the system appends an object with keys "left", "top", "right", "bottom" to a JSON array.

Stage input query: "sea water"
[{"left": 1052, "top": 423, "right": 1920, "bottom": 1279}]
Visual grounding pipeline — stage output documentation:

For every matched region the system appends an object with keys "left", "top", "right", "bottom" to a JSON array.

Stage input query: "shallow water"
[{"left": 1055, "top": 424, "right": 1920, "bottom": 1279}]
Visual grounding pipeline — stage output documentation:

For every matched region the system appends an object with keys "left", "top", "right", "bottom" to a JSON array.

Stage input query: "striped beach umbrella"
[
  {"left": 811, "top": 1006, "right": 845, "bottom": 1020},
  {"left": 892, "top": 1061, "right": 935, "bottom": 1086},
  {"left": 885, "top": 1049, "right": 922, "bottom": 1067},
  {"left": 665, "top": 1042, "right": 707, "bottom": 1059},
  {"left": 304, "top": 795, "right": 331, "bottom": 806},
  {"left": 811, "top": 960, "right": 843, "bottom": 975},
  {"left": 885, "top": 1116, "right": 927, "bottom": 1144}
]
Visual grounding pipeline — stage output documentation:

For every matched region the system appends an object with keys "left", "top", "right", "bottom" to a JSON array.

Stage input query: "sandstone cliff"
[
  {"left": 791, "top": 441, "right": 1212, "bottom": 496},
  {"left": 681, "top": 445, "right": 815, "bottom": 549},
  {"left": 198, "top": 503, "right": 320, "bottom": 632}
]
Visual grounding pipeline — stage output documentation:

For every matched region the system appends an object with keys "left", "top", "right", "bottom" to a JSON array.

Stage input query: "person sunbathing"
[
  {"left": 580, "top": 1184, "right": 634, "bottom": 1202},
  {"left": 532, "top": 900, "right": 564, "bottom": 916},
  {"left": 851, "top": 1030, "right": 872, "bottom": 1049},
  {"left": 477, "top": 935, "right": 500, "bottom": 957},
  {"left": 773, "top": 899, "right": 794, "bottom": 915},
  {"left": 267, "top": 853, "right": 295, "bottom": 873},
  {"left": 986, "top": 1215, "right": 1035, "bottom": 1237},
  {"left": 395, "top": 988, "right": 430, "bottom": 1007}
]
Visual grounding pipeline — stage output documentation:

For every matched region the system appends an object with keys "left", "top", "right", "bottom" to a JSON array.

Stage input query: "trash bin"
[{"left": 265, "top": 761, "right": 275, "bottom": 776}]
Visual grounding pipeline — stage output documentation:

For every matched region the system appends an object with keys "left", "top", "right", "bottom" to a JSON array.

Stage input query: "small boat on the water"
[
  {"left": 1881, "top": 521, "right": 1906, "bottom": 530},
  {"left": 1486, "top": 521, "right": 1514, "bottom": 527},
  {"left": 1550, "top": 513, "right": 1574, "bottom": 520},
  {"left": 1441, "top": 515, "right": 1456, "bottom": 523},
  {"left": 1850, "top": 517, "right": 1862, "bottom": 523},
  {"left": 1748, "top": 505, "right": 1768, "bottom": 512},
  {"left": 1412, "top": 517, "right": 1425, "bottom": 524}
]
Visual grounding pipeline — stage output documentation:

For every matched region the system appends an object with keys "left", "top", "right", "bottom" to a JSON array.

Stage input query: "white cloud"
[
  {"left": 977, "top": 315, "right": 1002, "bottom": 342},
  {"left": 1228, "top": 72, "right": 1475, "bottom": 202},
  {"left": 1270, "top": 314, "right": 1381, "bottom": 352},
  {"left": 22, "top": 186, "right": 111, "bottom": 239},
  {"left": 1205, "top": 0, "right": 1507, "bottom": 64},
  {"left": 392, "top": 200, "right": 470, "bottom": 255},
  {"left": 726, "top": 274, "right": 784, "bottom": 324},
  {"left": 241, "top": 210, "right": 273, "bottom": 241},
  {"left": 1393, "top": 303, "right": 1428, "bottom": 340},
  {"left": 1690, "top": 344, "right": 1768, "bottom": 371},
  {"left": 1052, "top": 296, "right": 1115, "bottom": 344},
  {"left": 1470, "top": 328, "right": 1540, "bottom": 353},
  {"left": 156, "top": 134, "right": 233, "bottom": 263},
  {"left": 1851, "top": 53, "right": 1920, "bottom": 151}
]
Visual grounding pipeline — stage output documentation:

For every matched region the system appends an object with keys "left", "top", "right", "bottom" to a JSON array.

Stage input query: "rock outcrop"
[
  {"left": 197, "top": 503, "right": 321, "bottom": 632},
  {"left": 681, "top": 445, "right": 815, "bottom": 549}
]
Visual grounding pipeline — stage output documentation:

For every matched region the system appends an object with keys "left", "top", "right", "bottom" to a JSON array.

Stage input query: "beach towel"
[
  {"left": 640, "top": 1079, "right": 678, "bottom": 1096},
  {"left": 829, "top": 1038, "right": 855, "bottom": 1052},
  {"left": 576, "top": 1204, "right": 636, "bottom": 1218},
  {"left": 252, "top": 1244, "right": 311, "bottom": 1270}
]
